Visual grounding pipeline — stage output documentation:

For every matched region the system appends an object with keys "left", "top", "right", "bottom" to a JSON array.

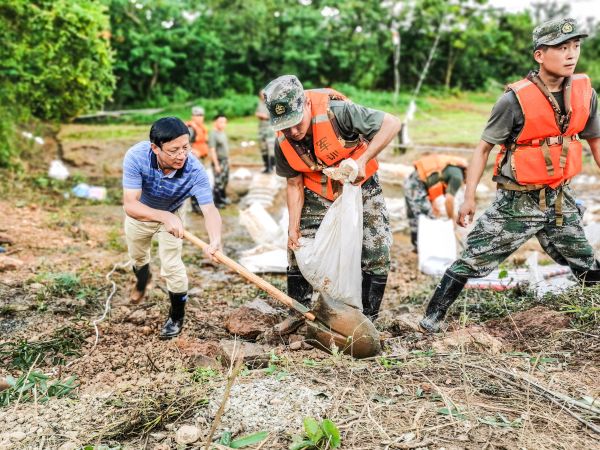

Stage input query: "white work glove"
[{"left": 323, "top": 158, "right": 359, "bottom": 183}]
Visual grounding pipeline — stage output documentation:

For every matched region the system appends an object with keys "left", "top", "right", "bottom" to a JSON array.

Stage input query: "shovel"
[{"left": 184, "top": 231, "right": 380, "bottom": 358}]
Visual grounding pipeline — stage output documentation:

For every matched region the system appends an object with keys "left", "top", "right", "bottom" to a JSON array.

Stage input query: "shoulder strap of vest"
[{"left": 526, "top": 70, "right": 572, "bottom": 133}]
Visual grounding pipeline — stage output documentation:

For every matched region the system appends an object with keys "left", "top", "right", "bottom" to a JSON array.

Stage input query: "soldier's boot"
[
  {"left": 419, "top": 270, "right": 467, "bottom": 333},
  {"left": 410, "top": 231, "right": 418, "bottom": 253},
  {"left": 129, "top": 263, "right": 152, "bottom": 304},
  {"left": 160, "top": 291, "right": 187, "bottom": 339},
  {"left": 572, "top": 264, "right": 600, "bottom": 286},
  {"left": 273, "top": 270, "right": 312, "bottom": 335},
  {"left": 213, "top": 188, "right": 225, "bottom": 209},
  {"left": 361, "top": 273, "right": 387, "bottom": 321},
  {"left": 262, "top": 154, "right": 272, "bottom": 173},
  {"left": 219, "top": 187, "right": 231, "bottom": 205}
]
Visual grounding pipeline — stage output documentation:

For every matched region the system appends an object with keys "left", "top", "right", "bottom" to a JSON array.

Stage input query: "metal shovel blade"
[
  {"left": 183, "top": 231, "right": 381, "bottom": 359},
  {"left": 304, "top": 294, "right": 381, "bottom": 359}
]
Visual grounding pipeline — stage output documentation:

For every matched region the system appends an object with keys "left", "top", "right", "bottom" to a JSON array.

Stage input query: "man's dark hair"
[
  {"left": 214, "top": 113, "right": 227, "bottom": 121},
  {"left": 149, "top": 117, "right": 189, "bottom": 148}
]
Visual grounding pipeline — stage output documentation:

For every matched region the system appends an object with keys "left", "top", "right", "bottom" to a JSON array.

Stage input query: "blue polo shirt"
[{"left": 122, "top": 141, "right": 213, "bottom": 212}]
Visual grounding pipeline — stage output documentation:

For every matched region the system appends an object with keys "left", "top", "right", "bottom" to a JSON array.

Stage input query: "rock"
[
  {"left": 0, "top": 378, "right": 10, "bottom": 392},
  {"left": 218, "top": 340, "right": 271, "bottom": 369},
  {"left": 0, "top": 256, "right": 24, "bottom": 272},
  {"left": 485, "top": 306, "right": 571, "bottom": 340},
  {"left": 9, "top": 431, "right": 26, "bottom": 442},
  {"left": 224, "top": 299, "right": 282, "bottom": 339},
  {"left": 289, "top": 341, "right": 302, "bottom": 351},
  {"left": 141, "top": 326, "right": 153, "bottom": 336},
  {"left": 0, "top": 233, "right": 14, "bottom": 245},
  {"left": 152, "top": 444, "right": 170, "bottom": 450},
  {"left": 126, "top": 309, "right": 147, "bottom": 325},
  {"left": 28, "top": 282, "right": 44, "bottom": 292},
  {"left": 175, "top": 425, "right": 201, "bottom": 445},
  {"left": 176, "top": 339, "right": 220, "bottom": 358},
  {"left": 58, "top": 442, "right": 79, "bottom": 450},
  {"left": 150, "top": 432, "right": 167, "bottom": 442},
  {"left": 190, "top": 355, "right": 220, "bottom": 369},
  {"left": 432, "top": 326, "right": 504, "bottom": 354}
]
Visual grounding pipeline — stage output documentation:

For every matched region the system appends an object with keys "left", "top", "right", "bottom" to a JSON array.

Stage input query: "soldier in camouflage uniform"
[
  {"left": 256, "top": 90, "right": 276, "bottom": 173},
  {"left": 420, "top": 18, "right": 600, "bottom": 333},
  {"left": 208, "top": 114, "right": 230, "bottom": 208},
  {"left": 263, "top": 75, "right": 400, "bottom": 330},
  {"left": 404, "top": 156, "right": 465, "bottom": 251}
]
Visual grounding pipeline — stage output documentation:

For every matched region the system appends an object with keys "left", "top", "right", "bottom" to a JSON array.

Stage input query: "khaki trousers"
[{"left": 124, "top": 208, "right": 188, "bottom": 293}]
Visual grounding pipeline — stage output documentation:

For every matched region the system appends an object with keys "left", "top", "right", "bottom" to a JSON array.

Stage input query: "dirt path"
[{"left": 1, "top": 130, "right": 599, "bottom": 449}]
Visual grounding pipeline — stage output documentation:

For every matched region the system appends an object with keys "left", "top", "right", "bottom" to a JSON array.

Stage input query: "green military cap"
[
  {"left": 533, "top": 17, "right": 588, "bottom": 50},
  {"left": 263, "top": 75, "right": 306, "bottom": 131}
]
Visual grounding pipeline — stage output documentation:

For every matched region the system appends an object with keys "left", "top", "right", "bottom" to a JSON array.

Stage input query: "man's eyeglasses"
[{"left": 160, "top": 146, "right": 190, "bottom": 158}]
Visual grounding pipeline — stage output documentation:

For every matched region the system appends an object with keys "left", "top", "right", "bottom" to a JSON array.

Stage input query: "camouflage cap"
[
  {"left": 533, "top": 17, "right": 588, "bottom": 50},
  {"left": 263, "top": 75, "right": 306, "bottom": 131},
  {"left": 191, "top": 106, "right": 204, "bottom": 116}
]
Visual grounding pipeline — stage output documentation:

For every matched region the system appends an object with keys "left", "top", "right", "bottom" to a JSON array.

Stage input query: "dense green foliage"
[
  {"left": 0, "top": 0, "right": 114, "bottom": 165},
  {"left": 105, "top": 0, "right": 599, "bottom": 107}
]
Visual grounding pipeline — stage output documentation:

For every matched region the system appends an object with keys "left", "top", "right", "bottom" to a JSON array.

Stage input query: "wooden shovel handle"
[{"left": 183, "top": 231, "right": 316, "bottom": 321}]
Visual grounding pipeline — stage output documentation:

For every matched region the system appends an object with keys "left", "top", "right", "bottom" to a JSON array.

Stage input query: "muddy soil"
[{"left": 0, "top": 126, "right": 599, "bottom": 449}]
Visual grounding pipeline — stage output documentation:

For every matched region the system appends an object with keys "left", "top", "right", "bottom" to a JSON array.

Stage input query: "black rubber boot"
[
  {"left": 130, "top": 263, "right": 152, "bottom": 303},
  {"left": 274, "top": 270, "right": 312, "bottom": 335},
  {"left": 419, "top": 270, "right": 467, "bottom": 333},
  {"left": 572, "top": 264, "right": 600, "bottom": 286},
  {"left": 160, "top": 291, "right": 187, "bottom": 339},
  {"left": 410, "top": 231, "right": 418, "bottom": 253},
  {"left": 362, "top": 273, "right": 387, "bottom": 321},
  {"left": 219, "top": 188, "right": 231, "bottom": 205},
  {"left": 262, "top": 154, "right": 272, "bottom": 173}
]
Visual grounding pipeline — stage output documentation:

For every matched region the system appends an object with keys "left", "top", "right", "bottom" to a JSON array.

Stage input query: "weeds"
[
  {"left": 0, "top": 371, "right": 78, "bottom": 407},
  {"left": 190, "top": 366, "right": 219, "bottom": 383},
  {"left": 290, "top": 417, "right": 341, "bottom": 450},
  {"left": 98, "top": 391, "right": 208, "bottom": 441},
  {"left": 218, "top": 430, "right": 269, "bottom": 448},
  {"left": 0, "top": 326, "right": 85, "bottom": 370}
]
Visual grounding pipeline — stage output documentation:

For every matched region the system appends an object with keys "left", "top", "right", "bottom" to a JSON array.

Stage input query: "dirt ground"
[{"left": 0, "top": 126, "right": 599, "bottom": 450}]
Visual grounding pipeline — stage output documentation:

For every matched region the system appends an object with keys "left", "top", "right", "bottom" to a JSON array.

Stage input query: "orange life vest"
[
  {"left": 277, "top": 89, "right": 378, "bottom": 201},
  {"left": 493, "top": 74, "right": 591, "bottom": 189},
  {"left": 414, "top": 154, "right": 468, "bottom": 201},
  {"left": 187, "top": 120, "right": 209, "bottom": 158}
]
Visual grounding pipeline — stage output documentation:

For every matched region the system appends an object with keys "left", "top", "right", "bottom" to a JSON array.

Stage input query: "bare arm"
[
  {"left": 256, "top": 112, "right": 269, "bottom": 120},
  {"left": 198, "top": 202, "right": 223, "bottom": 261},
  {"left": 444, "top": 193, "right": 455, "bottom": 221},
  {"left": 456, "top": 140, "right": 495, "bottom": 227},
  {"left": 354, "top": 113, "right": 402, "bottom": 184},
  {"left": 588, "top": 137, "right": 600, "bottom": 168},
  {"left": 286, "top": 175, "right": 304, "bottom": 250},
  {"left": 123, "top": 189, "right": 184, "bottom": 238}
]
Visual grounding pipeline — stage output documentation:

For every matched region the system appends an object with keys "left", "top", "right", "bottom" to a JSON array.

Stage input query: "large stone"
[
  {"left": 175, "top": 425, "right": 201, "bottom": 445},
  {"left": 218, "top": 340, "right": 271, "bottom": 369},
  {"left": 0, "top": 256, "right": 24, "bottom": 272},
  {"left": 224, "top": 299, "right": 281, "bottom": 339}
]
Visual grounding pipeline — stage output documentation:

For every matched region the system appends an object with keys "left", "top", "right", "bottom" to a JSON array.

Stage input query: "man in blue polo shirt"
[{"left": 122, "top": 117, "right": 222, "bottom": 339}]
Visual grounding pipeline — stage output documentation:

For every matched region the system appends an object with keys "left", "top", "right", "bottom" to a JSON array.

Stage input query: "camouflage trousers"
[
  {"left": 212, "top": 157, "right": 229, "bottom": 194},
  {"left": 258, "top": 128, "right": 275, "bottom": 158},
  {"left": 450, "top": 186, "right": 600, "bottom": 278},
  {"left": 288, "top": 175, "right": 392, "bottom": 276},
  {"left": 404, "top": 170, "right": 434, "bottom": 237}
]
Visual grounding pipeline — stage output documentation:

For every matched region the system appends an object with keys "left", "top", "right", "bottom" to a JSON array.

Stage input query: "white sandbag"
[
  {"left": 418, "top": 215, "right": 456, "bottom": 276},
  {"left": 239, "top": 202, "right": 287, "bottom": 249},
  {"left": 48, "top": 160, "right": 69, "bottom": 181},
  {"left": 294, "top": 183, "right": 363, "bottom": 309}
]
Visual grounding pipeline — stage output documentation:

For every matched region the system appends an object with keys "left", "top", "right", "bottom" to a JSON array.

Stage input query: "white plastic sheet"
[
  {"left": 294, "top": 182, "right": 363, "bottom": 309},
  {"left": 48, "top": 160, "right": 69, "bottom": 181},
  {"left": 417, "top": 215, "right": 457, "bottom": 276}
]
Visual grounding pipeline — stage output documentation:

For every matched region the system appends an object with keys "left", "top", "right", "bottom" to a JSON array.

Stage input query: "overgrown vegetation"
[
  {"left": 0, "top": 371, "right": 78, "bottom": 407},
  {"left": 290, "top": 417, "right": 341, "bottom": 450},
  {"left": 0, "top": 326, "right": 85, "bottom": 371}
]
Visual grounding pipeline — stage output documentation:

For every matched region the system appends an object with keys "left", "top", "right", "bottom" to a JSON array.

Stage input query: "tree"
[{"left": 0, "top": 0, "right": 114, "bottom": 165}]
